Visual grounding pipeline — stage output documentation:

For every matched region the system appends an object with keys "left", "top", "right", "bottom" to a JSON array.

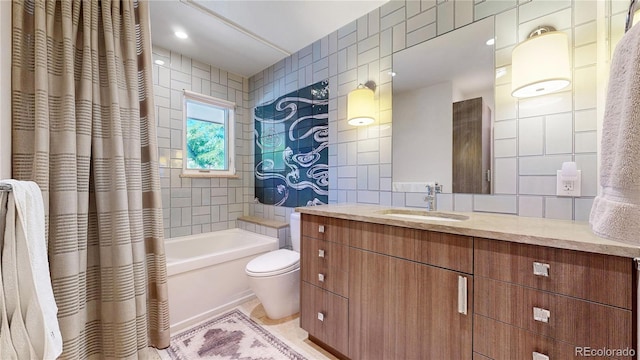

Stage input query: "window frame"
[{"left": 181, "top": 89, "right": 236, "bottom": 178}]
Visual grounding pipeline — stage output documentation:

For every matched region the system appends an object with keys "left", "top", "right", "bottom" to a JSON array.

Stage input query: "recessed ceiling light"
[
  {"left": 175, "top": 31, "right": 188, "bottom": 39},
  {"left": 154, "top": 59, "right": 165, "bottom": 66},
  {"left": 486, "top": 38, "right": 495, "bottom": 46}
]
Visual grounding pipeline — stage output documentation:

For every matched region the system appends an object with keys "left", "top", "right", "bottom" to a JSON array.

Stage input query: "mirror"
[{"left": 392, "top": 17, "right": 495, "bottom": 194}]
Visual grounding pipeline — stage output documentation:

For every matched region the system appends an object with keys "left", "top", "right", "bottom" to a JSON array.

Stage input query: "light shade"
[
  {"left": 511, "top": 31, "right": 571, "bottom": 98},
  {"left": 347, "top": 86, "right": 375, "bottom": 126}
]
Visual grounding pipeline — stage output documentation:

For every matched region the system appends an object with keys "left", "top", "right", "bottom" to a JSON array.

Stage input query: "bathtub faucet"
[{"left": 425, "top": 183, "right": 443, "bottom": 211}]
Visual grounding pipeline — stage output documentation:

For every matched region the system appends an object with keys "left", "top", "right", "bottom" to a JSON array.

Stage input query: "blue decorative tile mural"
[{"left": 254, "top": 80, "right": 329, "bottom": 207}]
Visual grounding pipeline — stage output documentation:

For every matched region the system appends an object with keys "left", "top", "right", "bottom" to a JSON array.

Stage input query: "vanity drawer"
[
  {"left": 416, "top": 230, "right": 473, "bottom": 273},
  {"left": 300, "top": 282, "right": 349, "bottom": 357},
  {"left": 474, "top": 238, "right": 632, "bottom": 309},
  {"left": 348, "top": 223, "right": 474, "bottom": 273},
  {"left": 349, "top": 221, "right": 418, "bottom": 260},
  {"left": 301, "top": 214, "right": 350, "bottom": 244},
  {"left": 474, "top": 315, "right": 620, "bottom": 360},
  {"left": 301, "top": 236, "right": 349, "bottom": 297},
  {"left": 475, "top": 277, "right": 632, "bottom": 350}
]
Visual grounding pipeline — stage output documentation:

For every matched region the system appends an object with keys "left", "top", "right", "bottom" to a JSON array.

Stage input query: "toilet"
[{"left": 245, "top": 212, "right": 301, "bottom": 319}]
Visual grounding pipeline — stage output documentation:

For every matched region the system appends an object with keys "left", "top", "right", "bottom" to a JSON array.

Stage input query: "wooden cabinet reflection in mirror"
[{"left": 452, "top": 97, "right": 491, "bottom": 194}]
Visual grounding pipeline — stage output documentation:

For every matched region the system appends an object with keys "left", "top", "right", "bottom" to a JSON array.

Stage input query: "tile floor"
[{"left": 152, "top": 298, "right": 337, "bottom": 360}]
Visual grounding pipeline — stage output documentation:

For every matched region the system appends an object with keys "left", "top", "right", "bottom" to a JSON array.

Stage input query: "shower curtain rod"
[{"left": 0, "top": 184, "right": 13, "bottom": 192}]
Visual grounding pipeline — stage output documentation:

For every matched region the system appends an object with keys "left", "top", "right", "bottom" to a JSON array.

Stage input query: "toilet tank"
[{"left": 290, "top": 212, "right": 301, "bottom": 252}]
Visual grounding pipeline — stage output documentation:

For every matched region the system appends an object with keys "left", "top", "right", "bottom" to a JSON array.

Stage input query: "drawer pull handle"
[
  {"left": 533, "top": 307, "right": 550, "bottom": 323},
  {"left": 317, "top": 312, "right": 325, "bottom": 322},
  {"left": 533, "top": 262, "right": 550, "bottom": 277},
  {"left": 532, "top": 352, "right": 549, "bottom": 360},
  {"left": 318, "top": 273, "right": 325, "bottom": 282},
  {"left": 318, "top": 249, "right": 325, "bottom": 258},
  {"left": 318, "top": 225, "right": 325, "bottom": 233},
  {"left": 458, "top": 276, "right": 467, "bottom": 315}
]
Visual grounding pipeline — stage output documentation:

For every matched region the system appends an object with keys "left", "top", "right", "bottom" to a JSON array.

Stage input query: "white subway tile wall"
[
  {"left": 153, "top": 46, "right": 251, "bottom": 238},
  {"left": 545, "top": 197, "right": 574, "bottom": 220},
  {"left": 575, "top": 198, "right": 595, "bottom": 222},
  {"left": 518, "top": 196, "right": 544, "bottom": 218},
  {"left": 493, "top": 158, "right": 517, "bottom": 194},
  {"left": 151, "top": 1, "right": 625, "bottom": 231},
  {"left": 473, "top": 195, "right": 517, "bottom": 214},
  {"left": 245, "top": 0, "right": 621, "bottom": 221}
]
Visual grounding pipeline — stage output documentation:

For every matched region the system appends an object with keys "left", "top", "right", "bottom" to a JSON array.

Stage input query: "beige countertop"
[{"left": 295, "top": 203, "right": 640, "bottom": 258}]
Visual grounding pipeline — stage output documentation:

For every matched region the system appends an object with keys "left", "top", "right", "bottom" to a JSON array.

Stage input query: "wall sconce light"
[
  {"left": 511, "top": 26, "right": 571, "bottom": 98},
  {"left": 347, "top": 81, "right": 376, "bottom": 126}
]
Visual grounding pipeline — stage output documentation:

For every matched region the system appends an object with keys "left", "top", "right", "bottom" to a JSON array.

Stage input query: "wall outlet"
[{"left": 556, "top": 170, "right": 581, "bottom": 197}]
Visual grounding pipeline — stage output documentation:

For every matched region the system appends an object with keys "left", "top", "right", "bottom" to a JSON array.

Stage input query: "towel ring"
[{"left": 626, "top": 0, "right": 638, "bottom": 32}]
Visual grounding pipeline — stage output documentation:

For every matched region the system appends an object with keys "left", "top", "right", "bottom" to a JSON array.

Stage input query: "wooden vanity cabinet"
[
  {"left": 300, "top": 214, "right": 350, "bottom": 357},
  {"left": 300, "top": 215, "right": 473, "bottom": 359},
  {"left": 348, "top": 222, "right": 473, "bottom": 359},
  {"left": 300, "top": 281, "right": 349, "bottom": 355},
  {"left": 474, "top": 238, "right": 634, "bottom": 360},
  {"left": 349, "top": 247, "right": 473, "bottom": 360},
  {"left": 300, "top": 214, "right": 636, "bottom": 360}
]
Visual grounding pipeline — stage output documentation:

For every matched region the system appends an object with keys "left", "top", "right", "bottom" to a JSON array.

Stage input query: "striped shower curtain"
[{"left": 11, "top": 0, "right": 170, "bottom": 358}]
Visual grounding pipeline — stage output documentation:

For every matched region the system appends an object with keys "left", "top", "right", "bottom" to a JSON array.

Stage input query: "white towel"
[
  {"left": 0, "top": 192, "right": 19, "bottom": 360},
  {"left": 0, "top": 180, "right": 63, "bottom": 359},
  {"left": 2, "top": 190, "right": 38, "bottom": 358},
  {"left": 589, "top": 23, "right": 640, "bottom": 245}
]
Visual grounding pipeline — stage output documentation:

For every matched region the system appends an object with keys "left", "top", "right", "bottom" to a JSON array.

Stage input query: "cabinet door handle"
[
  {"left": 317, "top": 312, "right": 325, "bottom": 322},
  {"left": 533, "top": 262, "right": 550, "bottom": 277},
  {"left": 458, "top": 276, "right": 467, "bottom": 315},
  {"left": 318, "top": 249, "right": 325, "bottom": 258},
  {"left": 318, "top": 225, "right": 325, "bottom": 233},
  {"left": 533, "top": 307, "right": 551, "bottom": 323},
  {"left": 318, "top": 273, "right": 325, "bottom": 282},
  {"left": 532, "top": 351, "right": 549, "bottom": 360}
]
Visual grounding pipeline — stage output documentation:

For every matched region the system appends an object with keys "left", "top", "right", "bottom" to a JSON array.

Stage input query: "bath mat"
[{"left": 167, "top": 309, "right": 307, "bottom": 360}]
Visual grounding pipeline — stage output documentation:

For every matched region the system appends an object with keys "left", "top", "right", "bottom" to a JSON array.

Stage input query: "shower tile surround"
[
  {"left": 248, "top": 0, "right": 615, "bottom": 222},
  {"left": 152, "top": 46, "right": 252, "bottom": 238}
]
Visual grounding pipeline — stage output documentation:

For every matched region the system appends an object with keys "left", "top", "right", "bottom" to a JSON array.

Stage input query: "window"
[{"left": 182, "top": 90, "right": 236, "bottom": 177}]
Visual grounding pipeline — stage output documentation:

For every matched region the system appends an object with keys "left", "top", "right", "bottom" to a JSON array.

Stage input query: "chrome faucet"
[{"left": 425, "top": 183, "right": 443, "bottom": 211}]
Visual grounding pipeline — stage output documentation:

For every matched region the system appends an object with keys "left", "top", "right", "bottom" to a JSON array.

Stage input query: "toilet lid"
[{"left": 246, "top": 249, "right": 300, "bottom": 277}]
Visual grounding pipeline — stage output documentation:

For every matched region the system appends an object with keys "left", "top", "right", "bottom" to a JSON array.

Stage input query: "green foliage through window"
[
  {"left": 182, "top": 92, "right": 235, "bottom": 177},
  {"left": 186, "top": 118, "right": 225, "bottom": 170}
]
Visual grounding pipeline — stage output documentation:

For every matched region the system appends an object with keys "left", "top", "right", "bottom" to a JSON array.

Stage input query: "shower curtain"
[{"left": 11, "top": 0, "right": 170, "bottom": 358}]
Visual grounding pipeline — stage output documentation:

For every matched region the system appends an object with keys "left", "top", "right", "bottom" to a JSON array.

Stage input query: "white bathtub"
[{"left": 166, "top": 228, "right": 278, "bottom": 332}]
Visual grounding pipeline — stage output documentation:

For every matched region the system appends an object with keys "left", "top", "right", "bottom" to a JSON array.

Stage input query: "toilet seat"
[{"left": 246, "top": 249, "right": 300, "bottom": 277}]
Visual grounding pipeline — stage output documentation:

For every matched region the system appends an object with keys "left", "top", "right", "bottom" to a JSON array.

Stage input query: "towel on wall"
[
  {"left": 589, "top": 24, "right": 640, "bottom": 245},
  {"left": 0, "top": 180, "right": 62, "bottom": 359}
]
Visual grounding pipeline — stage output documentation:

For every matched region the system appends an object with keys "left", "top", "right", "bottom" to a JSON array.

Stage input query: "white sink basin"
[
  {"left": 386, "top": 213, "right": 464, "bottom": 222},
  {"left": 378, "top": 210, "right": 468, "bottom": 222}
]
